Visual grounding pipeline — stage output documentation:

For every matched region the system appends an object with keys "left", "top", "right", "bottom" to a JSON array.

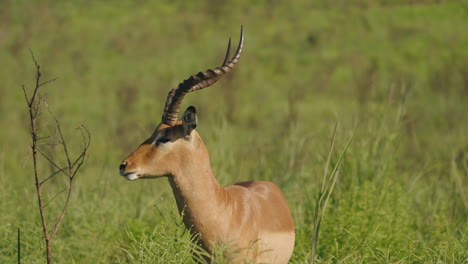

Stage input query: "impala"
[{"left": 119, "top": 27, "right": 295, "bottom": 263}]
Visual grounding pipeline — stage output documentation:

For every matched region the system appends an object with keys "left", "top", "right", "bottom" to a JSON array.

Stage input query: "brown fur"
[{"left": 121, "top": 122, "right": 295, "bottom": 263}]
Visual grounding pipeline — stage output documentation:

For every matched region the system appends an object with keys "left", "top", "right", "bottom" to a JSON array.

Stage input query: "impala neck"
[{"left": 167, "top": 135, "right": 225, "bottom": 236}]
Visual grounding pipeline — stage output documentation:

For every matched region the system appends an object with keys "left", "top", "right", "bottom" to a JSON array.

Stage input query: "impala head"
[{"left": 119, "top": 27, "right": 244, "bottom": 181}]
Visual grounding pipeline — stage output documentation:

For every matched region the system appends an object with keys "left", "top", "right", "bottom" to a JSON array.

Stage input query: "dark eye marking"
[{"left": 155, "top": 136, "right": 171, "bottom": 145}]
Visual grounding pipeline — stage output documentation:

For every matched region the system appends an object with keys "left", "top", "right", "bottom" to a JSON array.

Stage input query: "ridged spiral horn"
[{"left": 161, "top": 26, "right": 244, "bottom": 126}]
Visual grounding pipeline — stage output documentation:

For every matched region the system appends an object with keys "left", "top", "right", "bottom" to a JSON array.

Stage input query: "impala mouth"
[{"left": 120, "top": 170, "right": 139, "bottom": 181}]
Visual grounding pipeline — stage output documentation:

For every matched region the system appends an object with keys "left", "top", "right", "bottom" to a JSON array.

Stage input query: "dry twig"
[{"left": 23, "top": 50, "right": 90, "bottom": 264}]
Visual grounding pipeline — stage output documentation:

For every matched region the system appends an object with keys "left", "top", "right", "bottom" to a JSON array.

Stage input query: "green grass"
[{"left": 1, "top": 0, "right": 467, "bottom": 263}]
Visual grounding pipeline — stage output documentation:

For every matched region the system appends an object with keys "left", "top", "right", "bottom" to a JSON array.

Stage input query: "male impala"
[{"left": 119, "top": 27, "right": 295, "bottom": 263}]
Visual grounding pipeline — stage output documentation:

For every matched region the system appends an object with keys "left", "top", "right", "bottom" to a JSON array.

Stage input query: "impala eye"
[{"left": 156, "top": 137, "right": 171, "bottom": 145}]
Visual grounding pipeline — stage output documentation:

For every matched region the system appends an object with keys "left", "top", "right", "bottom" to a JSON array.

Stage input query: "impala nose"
[{"left": 119, "top": 162, "right": 127, "bottom": 173}]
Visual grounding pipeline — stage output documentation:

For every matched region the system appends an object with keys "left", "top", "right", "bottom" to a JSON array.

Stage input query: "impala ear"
[{"left": 182, "top": 106, "right": 198, "bottom": 135}]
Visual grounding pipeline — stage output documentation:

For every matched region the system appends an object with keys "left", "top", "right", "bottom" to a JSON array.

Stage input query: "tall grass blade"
[
  {"left": 311, "top": 123, "right": 353, "bottom": 264},
  {"left": 321, "top": 132, "right": 353, "bottom": 218},
  {"left": 17, "top": 228, "right": 20, "bottom": 264}
]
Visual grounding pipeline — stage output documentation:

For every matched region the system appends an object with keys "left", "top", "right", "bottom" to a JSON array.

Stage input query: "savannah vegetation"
[{"left": 0, "top": 0, "right": 467, "bottom": 263}]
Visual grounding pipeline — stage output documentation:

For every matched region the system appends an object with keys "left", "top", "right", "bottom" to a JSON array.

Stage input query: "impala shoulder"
[
  {"left": 232, "top": 180, "right": 279, "bottom": 188},
  {"left": 235, "top": 180, "right": 282, "bottom": 192},
  {"left": 225, "top": 181, "right": 284, "bottom": 200}
]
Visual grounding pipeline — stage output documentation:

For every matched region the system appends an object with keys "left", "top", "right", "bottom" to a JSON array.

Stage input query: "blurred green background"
[{"left": 0, "top": 0, "right": 467, "bottom": 263}]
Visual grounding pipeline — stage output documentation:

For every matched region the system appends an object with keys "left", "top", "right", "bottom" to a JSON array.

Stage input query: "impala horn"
[{"left": 161, "top": 26, "right": 244, "bottom": 126}]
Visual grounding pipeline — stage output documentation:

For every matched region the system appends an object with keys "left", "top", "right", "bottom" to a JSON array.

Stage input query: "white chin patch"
[{"left": 125, "top": 173, "right": 139, "bottom": 181}]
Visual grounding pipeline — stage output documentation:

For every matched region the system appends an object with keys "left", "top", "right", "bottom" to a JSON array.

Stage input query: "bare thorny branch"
[{"left": 23, "top": 50, "right": 90, "bottom": 264}]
